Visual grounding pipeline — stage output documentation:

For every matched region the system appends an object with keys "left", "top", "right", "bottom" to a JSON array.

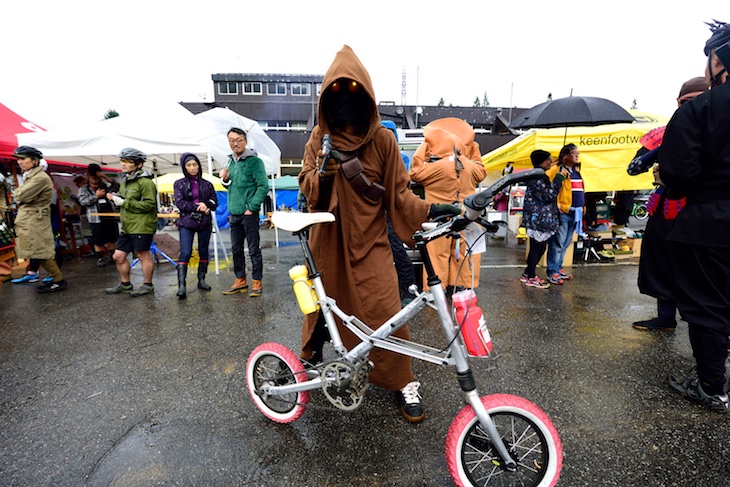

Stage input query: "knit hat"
[
  {"left": 180, "top": 152, "right": 200, "bottom": 165},
  {"left": 530, "top": 149, "right": 551, "bottom": 167},
  {"left": 678, "top": 76, "right": 708, "bottom": 100}
]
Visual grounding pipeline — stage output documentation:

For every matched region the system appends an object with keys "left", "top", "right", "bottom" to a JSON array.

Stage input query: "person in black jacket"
[
  {"left": 660, "top": 20, "right": 730, "bottom": 413},
  {"left": 173, "top": 153, "right": 218, "bottom": 299}
]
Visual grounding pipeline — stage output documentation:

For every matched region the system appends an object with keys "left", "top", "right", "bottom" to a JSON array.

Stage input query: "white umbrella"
[
  {"left": 193, "top": 107, "right": 281, "bottom": 176},
  {"left": 192, "top": 107, "right": 283, "bottom": 246}
]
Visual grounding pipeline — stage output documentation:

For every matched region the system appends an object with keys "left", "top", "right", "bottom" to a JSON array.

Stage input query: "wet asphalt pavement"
[{"left": 1, "top": 222, "right": 729, "bottom": 487}]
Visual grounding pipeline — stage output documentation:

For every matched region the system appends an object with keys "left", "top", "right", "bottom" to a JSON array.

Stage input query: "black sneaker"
[
  {"left": 398, "top": 381, "right": 425, "bottom": 423},
  {"left": 37, "top": 279, "right": 68, "bottom": 293},
  {"left": 632, "top": 317, "right": 677, "bottom": 331},
  {"left": 96, "top": 257, "right": 108, "bottom": 267},
  {"left": 669, "top": 374, "right": 729, "bottom": 413}
]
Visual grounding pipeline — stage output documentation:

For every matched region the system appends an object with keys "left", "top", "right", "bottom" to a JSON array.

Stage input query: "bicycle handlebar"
[
  {"left": 414, "top": 168, "right": 546, "bottom": 243},
  {"left": 462, "top": 168, "right": 546, "bottom": 220}
]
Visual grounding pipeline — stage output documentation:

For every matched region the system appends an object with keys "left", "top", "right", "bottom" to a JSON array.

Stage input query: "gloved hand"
[
  {"left": 554, "top": 167, "right": 569, "bottom": 183},
  {"left": 317, "top": 150, "right": 341, "bottom": 178},
  {"left": 111, "top": 195, "right": 125, "bottom": 207},
  {"left": 428, "top": 203, "right": 461, "bottom": 220}
]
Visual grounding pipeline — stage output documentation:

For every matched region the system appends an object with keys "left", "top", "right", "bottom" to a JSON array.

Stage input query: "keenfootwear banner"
[{"left": 482, "top": 116, "right": 669, "bottom": 193}]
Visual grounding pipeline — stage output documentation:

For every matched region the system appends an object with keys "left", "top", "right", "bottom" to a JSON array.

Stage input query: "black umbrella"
[{"left": 510, "top": 95, "right": 635, "bottom": 130}]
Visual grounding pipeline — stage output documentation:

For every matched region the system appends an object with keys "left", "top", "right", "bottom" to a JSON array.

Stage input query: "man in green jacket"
[
  {"left": 220, "top": 128, "right": 268, "bottom": 297},
  {"left": 104, "top": 148, "right": 159, "bottom": 297}
]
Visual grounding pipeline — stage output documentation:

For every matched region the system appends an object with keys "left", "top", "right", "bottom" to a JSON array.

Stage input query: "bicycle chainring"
[{"left": 321, "top": 358, "right": 372, "bottom": 411}]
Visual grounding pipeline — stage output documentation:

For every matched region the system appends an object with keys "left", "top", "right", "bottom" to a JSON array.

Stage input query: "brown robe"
[
  {"left": 299, "top": 45, "right": 431, "bottom": 391},
  {"left": 409, "top": 118, "right": 487, "bottom": 288}
]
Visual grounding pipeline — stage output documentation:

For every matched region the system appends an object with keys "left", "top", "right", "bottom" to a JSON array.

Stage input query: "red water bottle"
[{"left": 452, "top": 289, "right": 493, "bottom": 357}]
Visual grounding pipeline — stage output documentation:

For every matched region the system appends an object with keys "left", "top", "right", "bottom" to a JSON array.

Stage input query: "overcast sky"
[{"left": 1, "top": 1, "right": 725, "bottom": 130}]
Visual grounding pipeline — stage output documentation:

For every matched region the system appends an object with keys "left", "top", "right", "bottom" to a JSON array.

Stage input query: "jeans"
[
  {"left": 547, "top": 212, "right": 576, "bottom": 276},
  {"left": 387, "top": 217, "right": 416, "bottom": 298},
  {"left": 230, "top": 214, "right": 262, "bottom": 280},
  {"left": 178, "top": 226, "right": 212, "bottom": 263}
]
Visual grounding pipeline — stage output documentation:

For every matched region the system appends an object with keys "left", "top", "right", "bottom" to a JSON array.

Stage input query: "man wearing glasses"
[{"left": 220, "top": 127, "right": 268, "bottom": 297}]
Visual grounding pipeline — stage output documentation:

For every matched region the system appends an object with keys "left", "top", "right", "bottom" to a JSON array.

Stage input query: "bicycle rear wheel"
[
  {"left": 634, "top": 204, "right": 648, "bottom": 220},
  {"left": 246, "top": 342, "right": 310, "bottom": 423},
  {"left": 445, "top": 394, "right": 562, "bottom": 487}
]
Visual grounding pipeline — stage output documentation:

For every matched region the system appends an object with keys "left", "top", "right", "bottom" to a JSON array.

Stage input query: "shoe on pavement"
[
  {"left": 36, "top": 279, "right": 68, "bottom": 293},
  {"left": 398, "top": 381, "right": 425, "bottom": 423},
  {"left": 249, "top": 279, "right": 262, "bottom": 297},
  {"left": 547, "top": 273, "right": 564, "bottom": 285},
  {"left": 105, "top": 282, "right": 134, "bottom": 294},
  {"left": 96, "top": 257, "right": 108, "bottom": 267},
  {"left": 632, "top": 317, "right": 677, "bottom": 331},
  {"left": 519, "top": 273, "right": 529, "bottom": 283},
  {"left": 42, "top": 276, "right": 53, "bottom": 283},
  {"left": 129, "top": 283, "right": 154, "bottom": 297},
  {"left": 524, "top": 276, "right": 550, "bottom": 289},
  {"left": 558, "top": 269, "right": 572, "bottom": 280},
  {"left": 669, "top": 374, "right": 729, "bottom": 413},
  {"left": 11, "top": 273, "right": 40, "bottom": 284},
  {"left": 222, "top": 277, "right": 248, "bottom": 295}
]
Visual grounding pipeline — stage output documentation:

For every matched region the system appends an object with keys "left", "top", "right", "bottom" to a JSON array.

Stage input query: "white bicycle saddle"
[{"left": 271, "top": 211, "right": 336, "bottom": 232}]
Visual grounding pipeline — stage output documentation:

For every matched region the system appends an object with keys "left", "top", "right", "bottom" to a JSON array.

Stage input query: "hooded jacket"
[
  {"left": 409, "top": 118, "right": 486, "bottom": 288},
  {"left": 299, "top": 45, "right": 431, "bottom": 390},
  {"left": 13, "top": 165, "right": 55, "bottom": 260},
  {"left": 118, "top": 169, "right": 158, "bottom": 235},
  {"left": 173, "top": 161, "right": 218, "bottom": 230},
  {"left": 226, "top": 147, "right": 268, "bottom": 216}
]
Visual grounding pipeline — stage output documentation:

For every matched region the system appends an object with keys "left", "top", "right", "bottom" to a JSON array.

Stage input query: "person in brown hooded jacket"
[
  {"left": 410, "top": 118, "right": 487, "bottom": 293},
  {"left": 299, "top": 45, "right": 459, "bottom": 422}
]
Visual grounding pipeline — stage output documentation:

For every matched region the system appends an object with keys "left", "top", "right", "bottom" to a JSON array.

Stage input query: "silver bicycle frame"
[{"left": 261, "top": 222, "right": 516, "bottom": 469}]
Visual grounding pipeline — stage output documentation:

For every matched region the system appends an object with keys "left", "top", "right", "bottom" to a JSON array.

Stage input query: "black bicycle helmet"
[
  {"left": 13, "top": 145, "right": 43, "bottom": 160},
  {"left": 118, "top": 147, "right": 147, "bottom": 163},
  {"left": 704, "top": 19, "right": 730, "bottom": 55}
]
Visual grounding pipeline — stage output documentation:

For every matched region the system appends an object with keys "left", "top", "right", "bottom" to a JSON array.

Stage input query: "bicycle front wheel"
[
  {"left": 246, "top": 342, "right": 310, "bottom": 423},
  {"left": 445, "top": 394, "right": 562, "bottom": 487},
  {"left": 634, "top": 204, "right": 648, "bottom": 220}
]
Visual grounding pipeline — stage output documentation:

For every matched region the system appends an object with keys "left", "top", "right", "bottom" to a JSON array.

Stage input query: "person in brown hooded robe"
[
  {"left": 299, "top": 45, "right": 459, "bottom": 422},
  {"left": 409, "top": 118, "right": 487, "bottom": 293}
]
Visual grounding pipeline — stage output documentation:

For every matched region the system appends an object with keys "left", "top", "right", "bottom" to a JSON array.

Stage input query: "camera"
[{"left": 190, "top": 212, "right": 203, "bottom": 222}]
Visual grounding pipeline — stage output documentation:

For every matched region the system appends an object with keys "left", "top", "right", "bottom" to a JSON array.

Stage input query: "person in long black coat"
[{"left": 659, "top": 20, "right": 730, "bottom": 413}]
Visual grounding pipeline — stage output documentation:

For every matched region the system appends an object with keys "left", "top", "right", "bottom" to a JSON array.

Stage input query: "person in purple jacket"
[{"left": 173, "top": 153, "right": 218, "bottom": 299}]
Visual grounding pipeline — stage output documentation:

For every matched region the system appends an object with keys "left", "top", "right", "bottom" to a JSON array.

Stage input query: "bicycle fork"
[{"left": 430, "top": 277, "right": 518, "bottom": 472}]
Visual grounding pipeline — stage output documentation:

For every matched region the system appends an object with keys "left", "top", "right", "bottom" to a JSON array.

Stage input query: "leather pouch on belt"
[{"left": 340, "top": 154, "right": 385, "bottom": 201}]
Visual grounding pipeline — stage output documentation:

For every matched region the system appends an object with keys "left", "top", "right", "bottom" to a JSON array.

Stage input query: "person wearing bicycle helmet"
[
  {"left": 11, "top": 146, "right": 67, "bottom": 293},
  {"left": 104, "top": 148, "right": 159, "bottom": 297},
  {"left": 299, "top": 46, "right": 459, "bottom": 423},
  {"left": 659, "top": 20, "right": 730, "bottom": 413}
]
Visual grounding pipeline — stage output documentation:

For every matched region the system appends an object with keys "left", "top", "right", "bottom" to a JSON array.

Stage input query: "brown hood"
[{"left": 318, "top": 45, "right": 380, "bottom": 152}]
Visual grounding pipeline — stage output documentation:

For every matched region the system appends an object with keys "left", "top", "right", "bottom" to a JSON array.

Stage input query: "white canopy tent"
[{"left": 16, "top": 104, "right": 285, "bottom": 265}]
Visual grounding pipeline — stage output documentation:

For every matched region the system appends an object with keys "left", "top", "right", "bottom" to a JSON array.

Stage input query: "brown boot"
[
  {"left": 250, "top": 279, "right": 262, "bottom": 297},
  {"left": 222, "top": 277, "right": 248, "bottom": 295}
]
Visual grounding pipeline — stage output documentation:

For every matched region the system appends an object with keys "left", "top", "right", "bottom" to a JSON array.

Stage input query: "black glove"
[{"left": 428, "top": 203, "right": 461, "bottom": 220}]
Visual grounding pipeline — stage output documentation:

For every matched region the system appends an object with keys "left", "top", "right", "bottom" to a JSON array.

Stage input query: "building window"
[
  {"left": 316, "top": 83, "right": 323, "bottom": 96},
  {"left": 243, "top": 82, "right": 262, "bottom": 94},
  {"left": 267, "top": 82, "right": 286, "bottom": 96},
  {"left": 291, "top": 83, "right": 311, "bottom": 96},
  {"left": 218, "top": 82, "right": 238, "bottom": 95}
]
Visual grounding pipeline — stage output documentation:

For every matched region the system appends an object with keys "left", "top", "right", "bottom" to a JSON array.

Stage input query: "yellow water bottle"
[{"left": 289, "top": 265, "right": 319, "bottom": 315}]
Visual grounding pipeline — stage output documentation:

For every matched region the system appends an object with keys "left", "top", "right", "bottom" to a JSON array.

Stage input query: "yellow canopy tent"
[
  {"left": 481, "top": 113, "right": 670, "bottom": 192},
  {"left": 154, "top": 173, "right": 227, "bottom": 193}
]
